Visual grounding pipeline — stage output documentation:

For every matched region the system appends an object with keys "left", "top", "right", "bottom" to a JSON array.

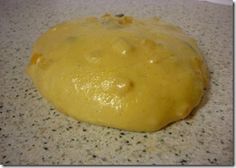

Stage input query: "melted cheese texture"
[{"left": 27, "top": 14, "right": 208, "bottom": 132}]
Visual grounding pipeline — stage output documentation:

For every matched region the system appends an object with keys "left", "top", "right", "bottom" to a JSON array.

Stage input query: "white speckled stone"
[{"left": 0, "top": 0, "right": 233, "bottom": 165}]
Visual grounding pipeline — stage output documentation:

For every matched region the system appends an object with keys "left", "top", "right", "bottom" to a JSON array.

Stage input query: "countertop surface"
[{"left": 0, "top": 0, "right": 233, "bottom": 165}]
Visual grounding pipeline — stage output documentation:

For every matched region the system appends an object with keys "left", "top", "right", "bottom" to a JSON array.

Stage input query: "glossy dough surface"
[{"left": 27, "top": 14, "right": 208, "bottom": 132}]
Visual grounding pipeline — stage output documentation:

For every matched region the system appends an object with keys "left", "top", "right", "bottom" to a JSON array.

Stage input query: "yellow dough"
[{"left": 27, "top": 14, "right": 208, "bottom": 132}]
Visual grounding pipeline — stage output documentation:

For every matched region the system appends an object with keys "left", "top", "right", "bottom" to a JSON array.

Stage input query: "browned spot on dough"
[{"left": 30, "top": 53, "right": 43, "bottom": 65}]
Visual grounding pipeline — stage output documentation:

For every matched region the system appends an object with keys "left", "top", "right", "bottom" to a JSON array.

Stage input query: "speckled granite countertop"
[{"left": 0, "top": 0, "right": 233, "bottom": 165}]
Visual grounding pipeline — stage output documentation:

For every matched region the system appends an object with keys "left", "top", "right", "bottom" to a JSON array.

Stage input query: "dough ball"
[{"left": 27, "top": 14, "right": 208, "bottom": 132}]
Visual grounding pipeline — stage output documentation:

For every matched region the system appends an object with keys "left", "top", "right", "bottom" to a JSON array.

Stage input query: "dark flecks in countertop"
[
  {"left": 43, "top": 147, "right": 48, "bottom": 151},
  {"left": 105, "top": 131, "right": 110, "bottom": 135},
  {"left": 92, "top": 155, "right": 97, "bottom": 158},
  {"left": 208, "top": 158, "right": 218, "bottom": 164},
  {"left": 125, "top": 140, "right": 130, "bottom": 144},
  {"left": 120, "top": 132, "right": 125, "bottom": 136},
  {"left": 180, "top": 159, "right": 188, "bottom": 165},
  {"left": 136, "top": 141, "right": 141, "bottom": 144}
]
